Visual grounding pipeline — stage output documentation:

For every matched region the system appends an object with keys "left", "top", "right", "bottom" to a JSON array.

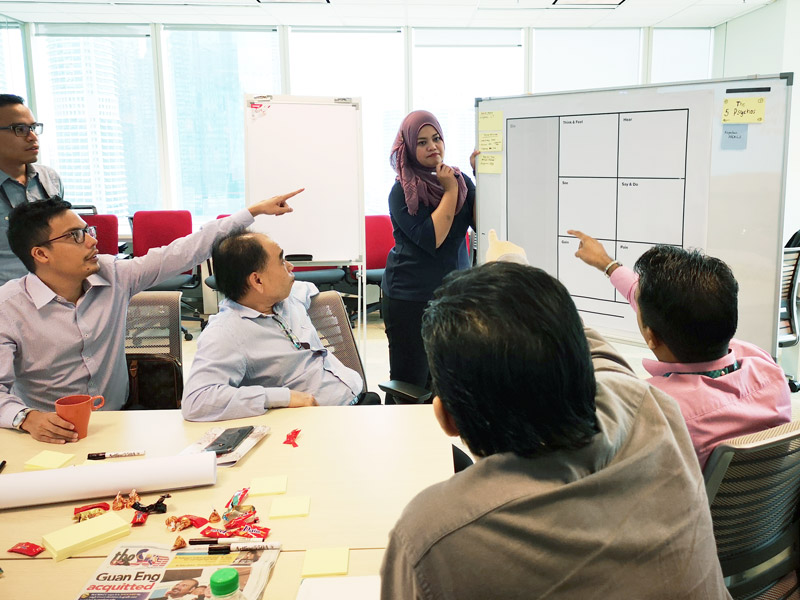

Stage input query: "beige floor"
[{"left": 181, "top": 313, "right": 800, "bottom": 421}]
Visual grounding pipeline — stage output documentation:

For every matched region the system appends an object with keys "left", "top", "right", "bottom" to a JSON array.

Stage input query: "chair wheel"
[
  {"left": 790, "top": 379, "right": 800, "bottom": 393},
  {"left": 184, "top": 332, "right": 193, "bottom": 341}
]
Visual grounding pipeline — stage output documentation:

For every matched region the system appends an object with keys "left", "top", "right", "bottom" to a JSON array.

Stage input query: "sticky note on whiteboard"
[
  {"left": 477, "top": 154, "right": 502, "bottom": 174},
  {"left": 479, "top": 111, "right": 503, "bottom": 131},
  {"left": 479, "top": 131, "right": 503, "bottom": 152},
  {"left": 722, "top": 97, "right": 766, "bottom": 123}
]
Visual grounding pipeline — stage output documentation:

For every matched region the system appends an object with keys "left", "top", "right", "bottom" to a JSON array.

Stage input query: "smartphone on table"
[{"left": 204, "top": 426, "right": 254, "bottom": 455}]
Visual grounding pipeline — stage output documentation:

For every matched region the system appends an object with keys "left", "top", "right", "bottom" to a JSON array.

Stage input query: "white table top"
[{"left": 0, "top": 406, "right": 452, "bottom": 598}]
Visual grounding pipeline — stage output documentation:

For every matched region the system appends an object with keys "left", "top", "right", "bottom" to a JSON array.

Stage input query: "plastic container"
[{"left": 209, "top": 568, "right": 245, "bottom": 600}]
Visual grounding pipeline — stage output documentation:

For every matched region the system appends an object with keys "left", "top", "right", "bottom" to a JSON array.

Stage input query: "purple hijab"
[{"left": 389, "top": 110, "right": 468, "bottom": 217}]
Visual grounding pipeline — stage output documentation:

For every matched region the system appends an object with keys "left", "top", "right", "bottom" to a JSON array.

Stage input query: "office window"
[
  {"left": 162, "top": 28, "right": 281, "bottom": 217},
  {"left": 651, "top": 29, "right": 712, "bottom": 84},
  {"left": 32, "top": 26, "right": 159, "bottom": 218},
  {"left": 0, "top": 21, "right": 26, "bottom": 95},
  {"left": 533, "top": 29, "right": 642, "bottom": 92},
  {"left": 290, "top": 28, "right": 404, "bottom": 215},
  {"left": 413, "top": 29, "right": 524, "bottom": 182}
]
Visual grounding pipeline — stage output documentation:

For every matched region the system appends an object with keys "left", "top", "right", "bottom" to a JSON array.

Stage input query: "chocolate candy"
[
  {"left": 209, "top": 509, "right": 222, "bottom": 523},
  {"left": 8, "top": 542, "right": 45, "bottom": 557},
  {"left": 172, "top": 536, "right": 187, "bottom": 551},
  {"left": 74, "top": 507, "right": 106, "bottom": 522},
  {"left": 131, "top": 511, "right": 149, "bottom": 526},
  {"left": 112, "top": 491, "right": 126, "bottom": 511}
]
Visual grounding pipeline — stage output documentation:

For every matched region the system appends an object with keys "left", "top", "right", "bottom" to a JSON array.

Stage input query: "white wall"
[{"left": 715, "top": 0, "right": 800, "bottom": 243}]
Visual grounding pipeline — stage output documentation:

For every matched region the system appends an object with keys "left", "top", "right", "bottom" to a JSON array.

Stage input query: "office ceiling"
[{"left": 0, "top": 0, "right": 775, "bottom": 28}]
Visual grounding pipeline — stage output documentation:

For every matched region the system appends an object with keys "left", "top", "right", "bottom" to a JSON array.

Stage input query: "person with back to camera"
[
  {"left": 381, "top": 110, "right": 478, "bottom": 403},
  {"left": 568, "top": 229, "right": 791, "bottom": 469}
]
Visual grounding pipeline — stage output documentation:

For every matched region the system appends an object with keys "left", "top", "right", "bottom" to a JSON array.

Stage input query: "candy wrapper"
[
  {"left": 75, "top": 507, "right": 106, "bottom": 522},
  {"left": 226, "top": 488, "right": 249, "bottom": 509},
  {"left": 8, "top": 542, "right": 45, "bottom": 557},
  {"left": 73, "top": 502, "right": 110, "bottom": 516},
  {"left": 238, "top": 524, "right": 271, "bottom": 538},
  {"left": 127, "top": 489, "right": 141, "bottom": 506},
  {"left": 112, "top": 491, "right": 126, "bottom": 511},
  {"left": 283, "top": 428, "right": 301, "bottom": 447},
  {"left": 200, "top": 526, "right": 236, "bottom": 539},
  {"left": 209, "top": 509, "right": 221, "bottom": 523},
  {"left": 132, "top": 493, "right": 170, "bottom": 515},
  {"left": 131, "top": 511, "right": 149, "bottom": 526},
  {"left": 172, "top": 536, "right": 187, "bottom": 551}
]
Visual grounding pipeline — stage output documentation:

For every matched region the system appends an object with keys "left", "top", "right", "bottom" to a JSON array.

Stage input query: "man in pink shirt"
[{"left": 568, "top": 230, "right": 791, "bottom": 468}]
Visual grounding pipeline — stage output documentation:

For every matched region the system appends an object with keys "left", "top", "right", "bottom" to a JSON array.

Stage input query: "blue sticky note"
[{"left": 721, "top": 124, "right": 748, "bottom": 150}]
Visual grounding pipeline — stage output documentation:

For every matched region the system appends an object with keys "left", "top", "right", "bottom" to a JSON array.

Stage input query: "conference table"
[{"left": 0, "top": 405, "right": 453, "bottom": 598}]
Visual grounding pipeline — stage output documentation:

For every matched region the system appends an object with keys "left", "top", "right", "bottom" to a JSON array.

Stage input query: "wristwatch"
[{"left": 11, "top": 407, "right": 33, "bottom": 430}]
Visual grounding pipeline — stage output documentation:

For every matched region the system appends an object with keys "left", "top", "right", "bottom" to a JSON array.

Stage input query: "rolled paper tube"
[{"left": 0, "top": 452, "right": 216, "bottom": 510}]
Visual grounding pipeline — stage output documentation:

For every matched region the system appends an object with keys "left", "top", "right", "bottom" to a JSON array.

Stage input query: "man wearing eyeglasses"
[
  {"left": 0, "top": 94, "right": 63, "bottom": 286},
  {"left": 0, "top": 191, "right": 303, "bottom": 442}
]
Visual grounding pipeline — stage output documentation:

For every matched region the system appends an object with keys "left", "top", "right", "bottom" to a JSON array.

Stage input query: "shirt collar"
[
  {"left": 642, "top": 347, "right": 739, "bottom": 378},
  {"left": 0, "top": 165, "right": 39, "bottom": 188},
  {"left": 220, "top": 297, "right": 274, "bottom": 320},
  {"left": 24, "top": 271, "right": 109, "bottom": 309}
]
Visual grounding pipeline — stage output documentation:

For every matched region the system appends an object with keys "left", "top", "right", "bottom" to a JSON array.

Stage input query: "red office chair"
[
  {"left": 341, "top": 215, "right": 393, "bottom": 317},
  {"left": 82, "top": 214, "right": 119, "bottom": 257},
  {"left": 132, "top": 210, "right": 204, "bottom": 340}
]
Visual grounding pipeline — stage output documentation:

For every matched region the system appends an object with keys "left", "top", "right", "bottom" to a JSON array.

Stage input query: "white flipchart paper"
[{"left": 0, "top": 452, "right": 216, "bottom": 509}]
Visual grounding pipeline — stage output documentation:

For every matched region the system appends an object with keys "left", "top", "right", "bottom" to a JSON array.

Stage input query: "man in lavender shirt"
[
  {"left": 0, "top": 190, "right": 302, "bottom": 443},
  {"left": 568, "top": 230, "right": 791, "bottom": 468}
]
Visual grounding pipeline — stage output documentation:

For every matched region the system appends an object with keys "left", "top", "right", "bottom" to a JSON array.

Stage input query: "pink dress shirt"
[{"left": 610, "top": 265, "right": 791, "bottom": 468}]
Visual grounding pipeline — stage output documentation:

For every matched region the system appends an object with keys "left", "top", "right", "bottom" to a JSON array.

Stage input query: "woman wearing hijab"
[{"left": 381, "top": 110, "right": 478, "bottom": 403}]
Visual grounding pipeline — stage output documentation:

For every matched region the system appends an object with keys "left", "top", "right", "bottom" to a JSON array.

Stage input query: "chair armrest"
[{"left": 378, "top": 380, "right": 432, "bottom": 404}]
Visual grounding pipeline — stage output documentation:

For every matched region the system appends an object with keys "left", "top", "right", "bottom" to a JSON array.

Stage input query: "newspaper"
[
  {"left": 180, "top": 426, "right": 270, "bottom": 467},
  {"left": 74, "top": 541, "right": 279, "bottom": 600}
]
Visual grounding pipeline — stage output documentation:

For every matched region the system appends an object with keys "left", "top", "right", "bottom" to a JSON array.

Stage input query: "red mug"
[{"left": 55, "top": 395, "right": 105, "bottom": 439}]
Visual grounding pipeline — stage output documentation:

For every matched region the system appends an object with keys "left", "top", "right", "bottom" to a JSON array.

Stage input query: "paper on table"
[
  {"left": 0, "top": 452, "right": 216, "bottom": 509},
  {"left": 24, "top": 450, "right": 75, "bottom": 470},
  {"left": 250, "top": 475, "right": 288, "bottom": 496},
  {"left": 42, "top": 511, "right": 131, "bottom": 561},
  {"left": 301, "top": 547, "right": 350, "bottom": 577},
  {"left": 269, "top": 495, "right": 310, "bottom": 518},
  {"left": 297, "top": 575, "right": 380, "bottom": 599},
  {"left": 180, "top": 425, "right": 270, "bottom": 467}
]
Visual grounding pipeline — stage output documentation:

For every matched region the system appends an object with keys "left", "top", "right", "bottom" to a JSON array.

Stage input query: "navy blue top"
[{"left": 381, "top": 174, "right": 476, "bottom": 302}]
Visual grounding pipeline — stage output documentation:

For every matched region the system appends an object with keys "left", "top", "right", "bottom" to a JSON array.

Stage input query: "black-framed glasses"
[
  {"left": 0, "top": 123, "right": 43, "bottom": 137},
  {"left": 41, "top": 225, "right": 97, "bottom": 246},
  {"left": 274, "top": 315, "right": 310, "bottom": 350}
]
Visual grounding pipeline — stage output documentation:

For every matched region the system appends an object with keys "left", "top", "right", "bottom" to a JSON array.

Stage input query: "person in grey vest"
[{"left": 0, "top": 94, "right": 63, "bottom": 286}]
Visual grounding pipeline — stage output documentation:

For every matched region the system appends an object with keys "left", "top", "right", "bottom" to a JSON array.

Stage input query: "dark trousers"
[{"left": 381, "top": 294, "right": 431, "bottom": 404}]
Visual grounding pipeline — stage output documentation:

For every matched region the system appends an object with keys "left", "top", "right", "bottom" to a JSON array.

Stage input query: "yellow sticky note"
[
  {"left": 722, "top": 97, "right": 766, "bottom": 123},
  {"left": 24, "top": 450, "right": 75, "bottom": 470},
  {"left": 302, "top": 547, "right": 350, "bottom": 577},
  {"left": 477, "top": 154, "right": 502, "bottom": 174},
  {"left": 250, "top": 475, "right": 288, "bottom": 496},
  {"left": 269, "top": 495, "right": 310, "bottom": 518},
  {"left": 478, "top": 111, "right": 503, "bottom": 131},
  {"left": 42, "top": 511, "right": 131, "bottom": 561},
  {"left": 479, "top": 131, "right": 503, "bottom": 153}
]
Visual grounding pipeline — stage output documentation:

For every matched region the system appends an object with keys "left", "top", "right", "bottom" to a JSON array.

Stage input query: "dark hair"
[
  {"left": 635, "top": 245, "right": 738, "bottom": 362},
  {"left": 211, "top": 229, "right": 269, "bottom": 302},
  {"left": 7, "top": 196, "right": 72, "bottom": 273},
  {"left": 422, "top": 261, "right": 599, "bottom": 459},
  {"left": 0, "top": 94, "right": 24, "bottom": 109}
]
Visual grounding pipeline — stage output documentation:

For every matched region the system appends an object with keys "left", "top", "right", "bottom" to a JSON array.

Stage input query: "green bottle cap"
[{"left": 210, "top": 568, "right": 239, "bottom": 596}]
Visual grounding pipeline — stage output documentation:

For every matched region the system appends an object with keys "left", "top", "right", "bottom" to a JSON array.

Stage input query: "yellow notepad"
[
  {"left": 269, "top": 495, "right": 310, "bottom": 518},
  {"left": 24, "top": 450, "right": 75, "bottom": 470},
  {"left": 302, "top": 547, "right": 350, "bottom": 577},
  {"left": 42, "top": 511, "right": 131, "bottom": 561},
  {"left": 250, "top": 475, "right": 288, "bottom": 496}
]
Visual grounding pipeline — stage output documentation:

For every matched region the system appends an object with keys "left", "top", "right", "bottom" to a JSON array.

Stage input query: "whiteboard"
[
  {"left": 244, "top": 95, "right": 364, "bottom": 263},
  {"left": 476, "top": 74, "right": 792, "bottom": 355}
]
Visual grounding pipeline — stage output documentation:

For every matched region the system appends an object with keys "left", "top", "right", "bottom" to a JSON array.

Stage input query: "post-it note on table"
[
  {"left": 269, "top": 495, "right": 310, "bottom": 518},
  {"left": 479, "top": 131, "right": 503, "bottom": 153},
  {"left": 477, "top": 154, "right": 502, "bottom": 174},
  {"left": 722, "top": 96, "right": 766, "bottom": 123},
  {"left": 301, "top": 547, "right": 350, "bottom": 577},
  {"left": 250, "top": 475, "right": 288, "bottom": 496},
  {"left": 42, "top": 511, "right": 130, "bottom": 561},
  {"left": 478, "top": 110, "right": 503, "bottom": 131},
  {"left": 24, "top": 450, "right": 75, "bottom": 470}
]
